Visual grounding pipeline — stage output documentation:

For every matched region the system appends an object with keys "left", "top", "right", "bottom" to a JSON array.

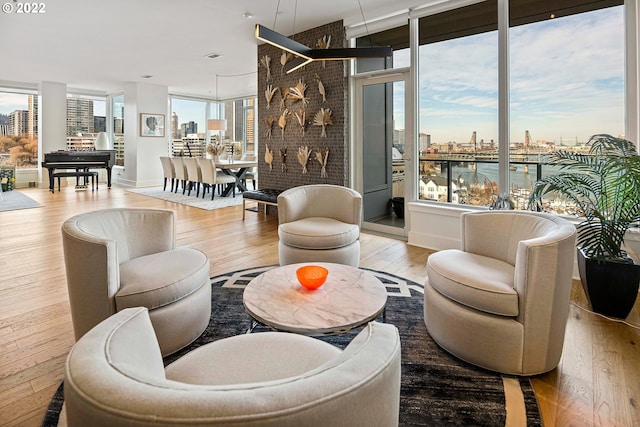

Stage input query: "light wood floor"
[{"left": 0, "top": 185, "right": 638, "bottom": 426}]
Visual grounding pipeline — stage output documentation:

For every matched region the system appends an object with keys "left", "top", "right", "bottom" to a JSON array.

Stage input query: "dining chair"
[
  {"left": 197, "top": 158, "right": 236, "bottom": 200},
  {"left": 183, "top": 157, "right": 203, "bottom": 197},
  {"left": 171, "top": 157, "right": 188, "bottom": 194},
  {"left": 159, "top": 156, "right": 176, "bottom": 192},
  {"left": 242, "top": 154, "right": 258, "bottom": 190}
]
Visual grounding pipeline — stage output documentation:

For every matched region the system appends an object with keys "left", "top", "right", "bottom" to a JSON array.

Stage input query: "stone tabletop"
[{"left": 243, "top": 262, "right": 388, "bottom": 335}]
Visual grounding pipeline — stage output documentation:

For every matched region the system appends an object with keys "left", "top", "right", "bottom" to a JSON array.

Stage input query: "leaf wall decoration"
[
  {"left": 317, "top": 35, "right": 331, "bottom": 69},
  {"left": 315, "top": 148, "right": 329, "bottom": 178},
  {"left": 278, "top": 109, "right": 289, "bottom": 139},
  {"left": 288, "top": 80, "right": 309, "bottom": 108},
  {"left": 260, "top": 55, "right": 271, "bottom": 81},
  {"left": 264, "top": 117, "right": 276, "bottom": 139},
  {"left": 317, "top": 78, "right": 326, "bottom": 103},
  {"left": 279, "top": 147, "right": 288, "bottom": 172},
  {"left": 264, "top": 144, "right": 273, "bottom": 170},
  {"left": 297, "top": 146, "right": 312, "bottom": 174},
  {"left": 279, "top": 86, "right": 290, "bottom": 111},
  {"left": 313, "top": 108, "right": 333, "bottom": 138},
  {"left": 280, "top": 51, "right": 293, "bottom": 75},
  {"left": 265, "top": 85, "right": 278, "bottom": 110},
  {"left": 295, "top": 111, "right": 307, "bottom": 136}
]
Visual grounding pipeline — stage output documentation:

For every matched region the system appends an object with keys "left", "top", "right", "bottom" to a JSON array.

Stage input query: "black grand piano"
[{"left": 42, "top": 150, "right": 116, "bottom": 193}]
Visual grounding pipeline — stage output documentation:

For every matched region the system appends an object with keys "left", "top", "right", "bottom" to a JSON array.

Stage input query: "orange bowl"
[{"left": 296, "top": 265, "right": 329, "bottom": 290}]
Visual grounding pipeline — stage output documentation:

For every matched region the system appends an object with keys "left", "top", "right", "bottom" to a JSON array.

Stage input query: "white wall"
[
  {"left": 38, "top": 81, "right": 67, "bottom": 188},
  {"left": 407, "top": 202, "right": 469, "bottom": 251},
  {"left": 118, "top": 82, "right": 169, "bottom": 188}
]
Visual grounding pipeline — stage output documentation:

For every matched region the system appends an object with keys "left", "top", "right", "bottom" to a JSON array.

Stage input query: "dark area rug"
[{"left": 43, "top": 266, "right": 542, "bottom": 426}]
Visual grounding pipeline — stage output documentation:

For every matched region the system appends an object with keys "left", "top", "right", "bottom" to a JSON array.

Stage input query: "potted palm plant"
[{"left": 529, "top": 134, "right": 640, "bottom": 318}]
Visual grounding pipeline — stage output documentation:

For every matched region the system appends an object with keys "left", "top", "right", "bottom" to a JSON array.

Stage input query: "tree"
[{"left": 8, "top": 135, "right": 38, "bottom": 167}]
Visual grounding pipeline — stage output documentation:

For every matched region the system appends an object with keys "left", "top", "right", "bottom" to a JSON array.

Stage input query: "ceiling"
[{"left": 1, "top": 0, "right": 427, "bottom": 100}]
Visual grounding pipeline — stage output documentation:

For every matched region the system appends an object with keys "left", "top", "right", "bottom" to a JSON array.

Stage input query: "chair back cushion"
[
  {"left": 278, "top": 184, "right": 362, "bottom": 226},
  {"left": 171, "top": 156, "right": 187, "bottom": 180},
  {"left": 197, "top": 158, "right": 215, "bottom": 183},
  {"left": 66, "top": 208, "right": 175, "bottom": 263},
  {"left": 462, "top": 210, "right": 571, "bottom": 265},
  {"left": 183, "top": 157, "right": 201, "bottom": 181},
  {"left": 159, "top": 156, "right": 175, "bottom": 178}
]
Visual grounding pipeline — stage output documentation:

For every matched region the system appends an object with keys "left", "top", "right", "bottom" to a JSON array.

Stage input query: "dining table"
[{"left": 215, "top": 158, "right": 258, "bottom": 197}]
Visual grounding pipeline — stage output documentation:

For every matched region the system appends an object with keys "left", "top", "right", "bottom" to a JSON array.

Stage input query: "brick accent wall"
[{"left": 257, "top": 20, "right": 348, "bottom": 191}]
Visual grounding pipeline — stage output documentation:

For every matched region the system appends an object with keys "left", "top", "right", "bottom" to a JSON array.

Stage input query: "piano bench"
[{"left": 52, "top": 171, "right": 98, "bottom": 192}]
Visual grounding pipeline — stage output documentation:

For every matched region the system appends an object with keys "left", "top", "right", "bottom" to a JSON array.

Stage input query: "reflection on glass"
[
  {"left": 416, "top": 3, "right": 623, "bottom": 211},
  {"left": 0, "top": 92, "right": 39, "bottom": 168},
  {"left": 112, "top": 95, "right": 125, "bottom": 166}
]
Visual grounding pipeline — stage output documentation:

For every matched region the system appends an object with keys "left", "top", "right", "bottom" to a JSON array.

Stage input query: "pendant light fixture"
[
  {"left": 254, "top": 0, "right": 392, "bottom": 74},
  {"left": 207, "top": 74, "right": 227, "bottom": 131}
]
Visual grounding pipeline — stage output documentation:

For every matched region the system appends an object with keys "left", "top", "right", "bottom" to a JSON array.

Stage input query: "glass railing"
[{"left": 418, "top": 155, "right": 578, "bottom": 214}]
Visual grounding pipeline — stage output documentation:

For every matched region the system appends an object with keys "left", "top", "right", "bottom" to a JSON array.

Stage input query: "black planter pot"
[
  {"left": 391, "top": 197, "right": 404, "bottom": 219},
  {"left": 576, "top": 248, "right": 640, "bottom": 319}
]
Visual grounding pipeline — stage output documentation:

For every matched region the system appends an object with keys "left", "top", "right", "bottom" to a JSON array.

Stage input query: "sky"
[
  {"left": 0, "top": 6, "right": 625, "bottom": 146},
  {"left": 415, "top": 6, "right": 624, "bottom": 145},
  {"left": 0, "top": 94, "right": 106, "bottom": 116}
]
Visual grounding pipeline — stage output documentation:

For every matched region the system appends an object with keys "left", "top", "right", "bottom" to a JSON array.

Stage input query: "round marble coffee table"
[{"left": 243, "top": 262, "right": 388, "bottom": 336}]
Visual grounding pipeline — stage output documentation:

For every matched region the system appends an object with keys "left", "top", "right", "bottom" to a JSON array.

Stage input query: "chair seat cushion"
[
  {"left": 165, "top": 331, "right": 341, "bottom": 385},
  {"left": 427, "top": 249, "right": 518, "bottom": 316},
  {"left": 278, "top": 217, "right": 359, "bottom": 250},
  {"left": 116, "top": 247, "right": 209, "bottom": 311}
]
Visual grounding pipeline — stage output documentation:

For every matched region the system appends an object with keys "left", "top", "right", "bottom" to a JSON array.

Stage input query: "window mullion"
[{"left": 498, "top": 0, "right": 510, "bottom": 194}]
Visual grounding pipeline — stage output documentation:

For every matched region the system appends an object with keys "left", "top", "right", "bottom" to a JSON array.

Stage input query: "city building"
[
  {"left": 8, "top": 109, "right": 28, "bottom": 136},
  {"left": 28, "top": 95, "right": 38, "bottom": 138},
  {"left": 0, "top": 1, "right": 638, "bottom": 425},
  {"left": 66, "top": 98, "right": 94, "bottom": 136},
  {"left": 180, "top": 121, "right": 197, "bottom": 139}
]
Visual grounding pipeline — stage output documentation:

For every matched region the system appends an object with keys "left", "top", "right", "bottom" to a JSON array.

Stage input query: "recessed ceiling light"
[
  {"left": 243, "top": 12, "right": 254, "bottom": 19},
  {"left": 205, "top": 53, "right": 221, "bottom": 59}
]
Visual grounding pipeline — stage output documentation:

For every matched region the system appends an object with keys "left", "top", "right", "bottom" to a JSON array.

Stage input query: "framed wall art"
[{"left": 140, "top": 113, "right": 165, "bottom": 137}]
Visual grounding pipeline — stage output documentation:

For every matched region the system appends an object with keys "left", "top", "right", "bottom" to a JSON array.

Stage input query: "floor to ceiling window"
[
  {"left": 413, "top": 0, "right": 625, "bottom": 210},
  {"left": 171, "top": 97, "right": 208, "bottom": 157},
  {"left": 509, "top": 3, "right": 625, "bottom": 211},
  {"left": 111, "top": 94, "right": 124, "bottom": 166},
  {"left": 222, "top": 97, "right": 257, "bottom": 155},
  {"left": 169, "top": 95, "right": 256, "bottom": 159},
  {"left": 0, "top": 89, "right": 39, "bottom": 169},
  {"left": 65, "top": 94, "right": 107, "bottom": 151},
  {"left": 418, "top": 1, "right": 499, "bottom": 205}
]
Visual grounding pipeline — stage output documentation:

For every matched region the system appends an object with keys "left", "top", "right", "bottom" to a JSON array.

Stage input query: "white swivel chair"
[
  {"left": 61, "top": 208, "right": 211, "bottom": 356},
  {"left": 424, "top": 210, "right": 577, "bottom": 375},
  {"left": 64, "top": 307, "right": 401, "bottom": 427},
  {"left": 277, "top": 184, "right": 362, "bottom": 266}
]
